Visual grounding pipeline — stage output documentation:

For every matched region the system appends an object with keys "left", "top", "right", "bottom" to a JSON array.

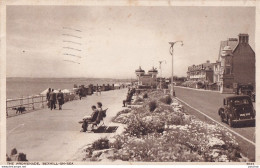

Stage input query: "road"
[
  {"left": 7, "top": 89, "right": 127, "bottom": 161},
  {"left": 175, "top": 86, "right": 255, "bottom": 160}
]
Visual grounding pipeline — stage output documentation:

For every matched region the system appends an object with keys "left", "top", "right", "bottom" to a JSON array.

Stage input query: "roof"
[
  {"left": 141, "top": 74, "right": 152, "bottom": 76},
  {"left": 148, "top": 67, "right": 158, "bottom": 73},
  {"left": 202, "top": 62, "right": 213, "bottom": 71},
  {"left": 135, "top": 66, "right": 145, "bottom": 73},
  {"left": 218, "top": 39, "right": 238, "bottom": 60}
]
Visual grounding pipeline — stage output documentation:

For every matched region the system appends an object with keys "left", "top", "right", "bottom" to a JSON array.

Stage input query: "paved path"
[{"left": 7, "top": 89, "right": 127, "bottom": 161}]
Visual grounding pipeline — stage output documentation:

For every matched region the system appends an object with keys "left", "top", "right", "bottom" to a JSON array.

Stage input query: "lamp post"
[
  {"left": 159, "top": 60, "right": 166, "bottom": 89},
  {"left": 169, "top": 41, "right": 183, "bottom": 96}
]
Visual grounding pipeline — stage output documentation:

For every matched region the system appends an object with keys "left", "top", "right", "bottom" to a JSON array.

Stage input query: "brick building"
[{"left": 214, "top": 34, "right": 255, "bottom": 93}]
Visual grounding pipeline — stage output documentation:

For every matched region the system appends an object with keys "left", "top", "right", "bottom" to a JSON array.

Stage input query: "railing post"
[
  {"left": 27, "top": 95, "right": 29, "bottom": 110},
  {"left": 20, "top": 97, "right": 22, "bottom": 107},
  {"left": 41, "top": 96, "right": 44, "bottom": 108},
  {"left": 32, "top": 96, "right": 35, "bottom": 110},
  {"left": 6, "top": 100, "right": 8, "bottom": 117}
]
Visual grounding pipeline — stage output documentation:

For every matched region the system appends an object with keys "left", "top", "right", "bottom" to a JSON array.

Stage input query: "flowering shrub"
[
  {"left": 125, "top": 115, "right": 165, "bottom": 137},
  {"left": 109, "top": 135, "right": 128, "bottom": 150},
  {"left": 143, "top": 93, "right": 148, "bottom": 99},
  {"left": 133, "top": 97, "right": 144, "bottom": 105},
  {"left": 159, "top": 95, "right": 172, "bottom": 105},
  {"left": 83, "top": 90, "right": 248, "bottom": 162},
  {"left": 148, "top": 100, "right": 157, "bottom": 112},
  {"left": 92, "top": 138, "right": 109, "bottom": 150},
  {"left": 112, "top": 109, "right": 131, "bottom": 123},
  {"left": 108, "top": 118, "right": 245, "bottom": 162}
]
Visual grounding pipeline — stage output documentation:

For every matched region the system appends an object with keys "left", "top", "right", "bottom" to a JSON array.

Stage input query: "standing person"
[
  {"left": 98, "top": 86, "right": 102, "bottom": 95},
  {"left": 57, "top": 89, "right": 64, "bottom": 110},
  {"left": 53, "top": 89, "right": 57, "bottom": 109},
  {"left": 78, "top": 88, "right": 82, "bottom": 100},
  {"left": 49, "top": 89, "right": 56, "bottom": 110},
  {"left": 46, "top": 88, "right": 51, "bottom": 108},
  {"left": 96, "top": 85, "right": 98, "bottom": 95},
  {"left": 49, "top": 89, "right": 54, "bottom": 110}
]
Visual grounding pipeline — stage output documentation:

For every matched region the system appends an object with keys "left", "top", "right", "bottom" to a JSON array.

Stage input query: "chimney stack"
[{"left": 238, "top": 33, "right": 249, "bottom": 44}]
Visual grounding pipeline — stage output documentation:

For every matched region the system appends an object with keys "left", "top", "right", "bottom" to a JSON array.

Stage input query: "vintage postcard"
[{"left": 0, "top": 0, "right": 259, "bottom": 165}]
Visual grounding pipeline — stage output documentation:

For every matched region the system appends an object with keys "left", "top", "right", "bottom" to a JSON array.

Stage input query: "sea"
[{"left": 6, "top": 77, "right": 130, "bottom": 99}]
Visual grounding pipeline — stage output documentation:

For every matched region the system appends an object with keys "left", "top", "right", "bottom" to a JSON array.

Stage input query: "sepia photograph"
[{"left": 1, "top": 0, "right": 258, "bottom": 164}]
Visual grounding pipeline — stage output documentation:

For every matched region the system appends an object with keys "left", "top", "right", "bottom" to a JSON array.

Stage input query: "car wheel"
[
  {"left": 227, "top": 117, "right": 234, "bottom": 127},
  {"left": 219, "top": 113, "right": 224, "bottom": 122},
  {"left": 218, "top": 109, "right": 224, "bottom": 122},
  {"left": 221, "top": 115, "right": 224, "bottom": 122}
]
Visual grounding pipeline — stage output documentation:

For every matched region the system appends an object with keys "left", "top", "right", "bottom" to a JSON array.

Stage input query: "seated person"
[
  {"left": 80, "top": 105, "right": 99, "bottom": 132},
  {"left": 97, "top": 102, "right": 103, "bottom": 112},
  {"left": 123, "top": 94, "right": 132, "bottom": 107}
]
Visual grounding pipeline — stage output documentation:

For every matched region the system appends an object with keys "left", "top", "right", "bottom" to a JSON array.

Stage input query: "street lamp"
[
  {"left": 158, "top": 60, "right": 166, "bottom": 89},
  {"left": 169, "top": 41, "right": 183, "bottom": 96}
]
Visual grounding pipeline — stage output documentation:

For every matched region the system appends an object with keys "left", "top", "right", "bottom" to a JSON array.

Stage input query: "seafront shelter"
[{"left": 135, "top": 66, "right": 158, "bottom": 89}]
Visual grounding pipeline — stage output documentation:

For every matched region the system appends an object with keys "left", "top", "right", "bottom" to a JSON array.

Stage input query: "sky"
[{"left": 6, "top": 6, "right": 255, "bottom": 79}]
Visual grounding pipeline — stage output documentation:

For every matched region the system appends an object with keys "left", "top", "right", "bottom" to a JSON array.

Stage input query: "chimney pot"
[{"left": 238, "top": 33, "right": 249, "bottom": 44}]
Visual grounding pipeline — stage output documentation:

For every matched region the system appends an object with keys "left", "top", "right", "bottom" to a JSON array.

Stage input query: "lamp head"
[{"left": 169, "top": 41, "right": 184, "bottom": 46}]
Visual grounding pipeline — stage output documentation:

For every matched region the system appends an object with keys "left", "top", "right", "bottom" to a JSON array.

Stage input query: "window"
[
  {"left": 225, "top": 68, "right": 231, "bottom": 74},
  {"left": 233, "top": 99, "right": 249, "bottom": 105},
  {"left": 226, "top": 58, "right": 230, "bottom": 65}
]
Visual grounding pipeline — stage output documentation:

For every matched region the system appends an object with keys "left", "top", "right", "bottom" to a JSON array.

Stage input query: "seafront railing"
[
  {"left": 6, "top": 83, "right": 129, "bottom": 118},
  {"left": 6, "top": 93, "right": 80, "bottom": 117},
  {"left": 6, "top": 95, "right": 47, "bottom": 117}
]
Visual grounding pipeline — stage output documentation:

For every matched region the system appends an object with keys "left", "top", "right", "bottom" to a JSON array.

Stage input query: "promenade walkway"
[{"left": 7, "top": 88, "right": 127, "bottom": 161}]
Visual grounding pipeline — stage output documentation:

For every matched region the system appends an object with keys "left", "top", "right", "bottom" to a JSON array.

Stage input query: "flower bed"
[{"left": 82, "top": 90, "right": 248, "bottom": 162}]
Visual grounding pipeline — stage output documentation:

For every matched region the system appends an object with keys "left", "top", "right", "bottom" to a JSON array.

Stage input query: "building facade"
[
  {"left": 135, "top": 66, "right": 158, "bottom": 88},
  {"left": 215, "top": 34, "right": 255, "bottom": 93},
  {"left": 187, "top": 60, "right": 213, "bottom": 83}
]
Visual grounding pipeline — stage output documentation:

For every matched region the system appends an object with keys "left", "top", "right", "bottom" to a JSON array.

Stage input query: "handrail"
[{"left": 6, "top": 95, "right": 47, "bottom": 117}]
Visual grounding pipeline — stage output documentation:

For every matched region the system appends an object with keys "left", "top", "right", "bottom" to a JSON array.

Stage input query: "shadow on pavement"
[
  {"left": 233, "top": 121, "right": 255, "bottom": 128},
  {"left": 92, "top": 126, "right": 118, "bottom": 133}
]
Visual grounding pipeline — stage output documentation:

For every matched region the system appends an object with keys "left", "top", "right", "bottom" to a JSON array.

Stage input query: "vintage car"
[
  {"left": 236, "top": 84, "right": 255, "bottom": 102},
  {"left": 218, "top": 95, "right": 255, "bottom": 127}
]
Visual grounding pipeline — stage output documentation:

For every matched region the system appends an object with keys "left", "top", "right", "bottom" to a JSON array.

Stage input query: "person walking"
[
  {"left": 57, "top": 89, "right": 64, "bottom": 110},
  {"left": 79, "top": 89, "right": 83, "bottom": 100},
  {"left": 49, "top": 89, "right": 57, "bottom": 110},
  {"left": 53, "top": 89, "right": 57, "bottom": 109},
  {"left": 46, "top": 88, "right": 51, "bottom": 108},
  {"left": 96, "top": 85, "right": 98, "bottom": 95},
  {"left": 98, "top": 86, "right": 102, "bottom": 95}
]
